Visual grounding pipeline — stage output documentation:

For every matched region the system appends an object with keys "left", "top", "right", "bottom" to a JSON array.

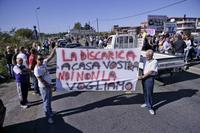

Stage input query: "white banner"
[
  {"left": 56, "top": 48, "right": 141, "bottom": 91},
  {"left": 146, "top": 29, "right": 156, "bottom": 36}
]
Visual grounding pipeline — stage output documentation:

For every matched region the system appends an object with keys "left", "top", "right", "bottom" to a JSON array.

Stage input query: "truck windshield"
[{"left": 107, "top": 37, "right": 112, "bottom": 45}]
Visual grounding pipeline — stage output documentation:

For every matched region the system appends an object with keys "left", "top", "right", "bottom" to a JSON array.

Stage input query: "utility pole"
[
  {"left": 68, "top": 26, "right": 70, "bottom": 32},
  {"left": 96, "top": 18, "right": 99, "bottom": 33},
  {"left": 35, "top": 7, "right": 41, "bottom": 43}
]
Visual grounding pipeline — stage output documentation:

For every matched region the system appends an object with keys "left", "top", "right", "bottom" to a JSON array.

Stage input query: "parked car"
[
  {"left": 64, "top": 43, "right": 82, "bottom": 48},
  {"left": 59, "top": 42, "right": 97, "bottom": 49},
  {"left": 57, "top": 39, "right": 68, "bottom": 47},
  {"left": 0, "top": 99, "right": 6, "bottom": 128}
]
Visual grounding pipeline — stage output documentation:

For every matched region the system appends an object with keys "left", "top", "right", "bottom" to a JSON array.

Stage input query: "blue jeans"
[
  {"left": 39, "top": 86, "right": 52, "bottom": 118},
  {"left": 31, "top": 72, "right": 39, "bottom": 93},
  {"left": 7, "top": 64, "right": 14, "bottom": 78},
  {"left": 142, "top": 76, "right": 155, "bottom": 109},
  {"left": 184, "top": 48, "right": 194, "bottom": 61}
]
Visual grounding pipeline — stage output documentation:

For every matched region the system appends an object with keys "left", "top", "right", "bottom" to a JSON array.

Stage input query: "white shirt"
[
  {"left": 13, "top": 64, "right": 22, "bottom": 74},
  {"left": 34, "top": 59, "right": 52, "bottom": 88},
  {"left": 17, "top": 52, "right": 28, "bottom": 68},
  {"left": 143, "top": 59, "right": 158, "bottom": 75},
  {"left": 163, "top": 41, "right": 171, "bottom": 54},
  {"left": 184, "top": 40, "right": 192, "bottom": 50}
]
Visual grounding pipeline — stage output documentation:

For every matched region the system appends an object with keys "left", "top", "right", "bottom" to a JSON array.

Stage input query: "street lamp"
[{"left": 35, "top": 7, "right": 41, "bottom": 42}]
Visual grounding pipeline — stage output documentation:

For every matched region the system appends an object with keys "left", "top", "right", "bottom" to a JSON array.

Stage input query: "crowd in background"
[
  {"left": 141, "top": 32, "right": 200, "bottom": 63},
  {"left": 4, "top": 32, "right": 200, "bottom": 81},
  {"left": 4, "top": 39, "right": 56, "bottom": 79}
]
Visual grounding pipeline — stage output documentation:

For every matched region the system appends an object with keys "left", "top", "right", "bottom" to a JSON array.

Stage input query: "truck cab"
[{"left": 104, "top": 34, "right": 138, "bottom": 49}]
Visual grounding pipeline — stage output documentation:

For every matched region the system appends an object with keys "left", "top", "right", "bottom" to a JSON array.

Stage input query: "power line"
[{"left": 99, "top": 0, "right": 187, "bottom": 21}]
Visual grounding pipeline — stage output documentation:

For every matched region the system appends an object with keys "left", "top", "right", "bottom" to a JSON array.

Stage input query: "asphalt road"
[{"left": 1, "top": 62, "right": 200, "bottom": 133}]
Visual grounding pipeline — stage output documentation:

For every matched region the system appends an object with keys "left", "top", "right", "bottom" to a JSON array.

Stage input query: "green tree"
[
  {"left": 73, "top": 22, "right": 82, "bottom": 30},
  {"left": 9, "top": 27, "right": 16, "bottom": 36},
  {"left": 0, "top": 59, "right": 8, "bottom": 77},
  {"left": 0, "top": 32, "right": 11, "bottom": 43},
  {"left": 84, "top": 23, "right": 92, "bottom": 30},
  {"left": 15, "top": 28, "right": 33, "bottom": 39}
]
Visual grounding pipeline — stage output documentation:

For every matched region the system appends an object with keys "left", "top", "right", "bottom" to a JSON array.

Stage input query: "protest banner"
[
  {"left": 56, "top": 48, "right": 141, "bottom": 91},
  {"left": 146, "top": 29, "right": 156, "bottom": 36},
  {"left": 164, "top": 22, "right": 177, "bottom": 33}
]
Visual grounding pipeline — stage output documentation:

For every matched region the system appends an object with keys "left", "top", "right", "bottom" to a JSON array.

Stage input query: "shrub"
[{"left": 0, "top": 59, "right": 8, "bottom": 77}]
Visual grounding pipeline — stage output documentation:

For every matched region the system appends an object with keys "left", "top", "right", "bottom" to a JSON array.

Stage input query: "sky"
[{"left": 0, "top": 0, "right": 200, "bottom": 33}]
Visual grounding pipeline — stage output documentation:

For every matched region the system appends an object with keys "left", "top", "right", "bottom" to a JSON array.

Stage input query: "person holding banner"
[
  {"left": 34, "top": 47, "right": 56, "bottom": 124},
  {"left": 138, "top": 49, "right": 158, "bottom": 115}
]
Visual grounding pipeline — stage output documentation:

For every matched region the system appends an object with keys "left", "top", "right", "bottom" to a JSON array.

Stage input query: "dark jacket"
[{"left": 173, "top": 40, "right": 186, "bottom": 54}]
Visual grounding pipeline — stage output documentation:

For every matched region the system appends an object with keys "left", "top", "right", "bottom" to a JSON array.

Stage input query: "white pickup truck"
[
  {"left": 141, "top": 51, "right": 185, "bottom": 71},
  {"left": 104, "top": 33, "right": 185, "bottom": 74},
  {"left": 104, "top": 33, "right": 138, "bottom": 49}
]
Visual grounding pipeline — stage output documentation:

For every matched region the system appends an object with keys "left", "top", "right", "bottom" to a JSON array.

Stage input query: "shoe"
[
  {"left": 52, "top": 88, "right": 56, "bottom": 92},
  {"left": 149, "top": 109, "right": 155, "bottom": 115},
  {"left": 32, "top": 92, "right": 37, "bottom": 95},
  {"left": 26, "top": 101, "right": 30, "bottom": 106},
  {"left": 36, "top": 92, "right": 41, "bottom": 96},
  {"left": 140, "top": 104, "right": 147, "bottom": 108},
  {"left": 32, "top": 92, "right": 41, "bottom": 96},
  {"left": 47, "top": 118, "right": 54, "bottom": 124},
  {"left": 20, "top": 105, "right": 28, "bottom": 109}
]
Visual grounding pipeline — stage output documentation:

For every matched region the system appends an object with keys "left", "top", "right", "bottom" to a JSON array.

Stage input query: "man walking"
[{"left": 138, "top": 49, "right": 158, "bottom": 115}]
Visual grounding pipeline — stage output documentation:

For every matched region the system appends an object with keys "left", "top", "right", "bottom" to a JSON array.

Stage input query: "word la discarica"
[{"left": 61, "top": 49, "right": 137, "bottom": 62}]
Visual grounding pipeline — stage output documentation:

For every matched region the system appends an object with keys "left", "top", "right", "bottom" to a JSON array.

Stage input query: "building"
[
  {"left": 69, "top": 29, "right": 96, "bottom": 37},
  {"left": 140, "top": 21, "right": 148, "bottom": 33},
  {"left": 196, "top": 18, "right": 200, "bottom": 31},
  {"left": 111, "top": 25, "right": 132, "bottom": 33},
  {"left": 169, "top": 15, "right": 200, "bottom": 33},
  {"left": 147, "top": 15, "right": 168, "bottom": 33},
  {"left": 140, "top": 15, "right": 168, "bottom": 34}
]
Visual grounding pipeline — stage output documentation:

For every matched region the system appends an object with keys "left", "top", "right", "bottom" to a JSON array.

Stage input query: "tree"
[
  {"left": 0, "top": 32, "right": 12, "bottom": 44},
  {"left": 84, "top": 23, "right": 92, "bottom": 30},
  {"left": 15, "top": 28, "right": 33, "bottom": 39},
  {"left": 73, "top": 22, "right": 82, "bottom": 30},
  {"left": 9, "top": 27, "right": 16, "bottom": 36}
]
